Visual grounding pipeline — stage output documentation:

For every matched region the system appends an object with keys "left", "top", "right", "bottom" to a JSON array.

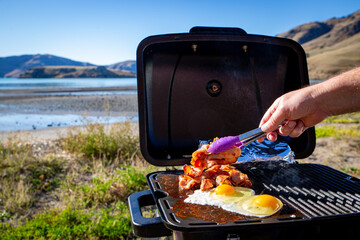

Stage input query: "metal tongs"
[{"left": 207, "top": 127, "right": 267, "bottom": 154}]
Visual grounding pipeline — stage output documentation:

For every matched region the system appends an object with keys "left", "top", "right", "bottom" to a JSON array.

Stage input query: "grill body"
[{"left": 129, "top": 162, "right": 360, "bottom": 239}]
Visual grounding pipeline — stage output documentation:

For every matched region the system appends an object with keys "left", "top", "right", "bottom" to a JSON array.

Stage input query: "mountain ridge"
[
  {"left": 278, "top": 10, "right": 360, "bottom": 79},
  {"left": 0, "top": 54, "right": 136, "bottom": 78},
  {"left": 19, "top": 66, "right": 135, "bottom": 78},
  {"left": 0, "top": 54, "right": 95, "bottom": 78}
]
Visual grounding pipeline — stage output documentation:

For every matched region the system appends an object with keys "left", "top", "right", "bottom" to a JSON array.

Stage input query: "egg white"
[{"left": 184, "top": 187, "right": 283, "bottom": 218}]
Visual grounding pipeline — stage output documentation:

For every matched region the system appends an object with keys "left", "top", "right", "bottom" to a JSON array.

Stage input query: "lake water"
[
  {"left": 0, "top": 78, "right": 137, "bottom": 90},
  {"left": 0, "top": 113, "right": 138, "bottom": 132},
  {"left": 0, "top": 78, "right": 138, "bottom": 132}
]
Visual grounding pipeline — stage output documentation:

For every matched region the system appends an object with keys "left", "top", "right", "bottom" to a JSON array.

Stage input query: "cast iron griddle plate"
[{"left": 146, "top": 161, "right": 360, "bottom": 232}]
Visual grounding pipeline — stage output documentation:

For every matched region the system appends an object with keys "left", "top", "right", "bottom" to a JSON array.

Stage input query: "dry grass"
[
  {"left": 300, "top": 113, "right": 360, "bottom": 177},
  {"left": 0, "top": 122, "right": 157, "bottom": 239},
  {"left": 1, "top": 179, "right": 32, "bottom": 216}
]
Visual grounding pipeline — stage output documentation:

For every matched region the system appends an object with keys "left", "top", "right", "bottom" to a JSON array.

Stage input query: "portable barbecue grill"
[{"left": 128, "top": 27, "right": 360, "bottom": 240}]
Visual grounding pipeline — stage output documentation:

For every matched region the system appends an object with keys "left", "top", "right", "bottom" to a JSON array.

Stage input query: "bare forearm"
[
  {"left": 260, "top": 67, "right": 360, "bottom": 140},
  {"left": 312, "top": 67, "right": 360, "bottom": 116}
]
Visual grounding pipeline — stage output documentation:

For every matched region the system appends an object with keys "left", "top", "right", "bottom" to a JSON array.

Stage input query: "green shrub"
[
  {"left": 69, "top": 165, "right": 151, "bottom": 208},
  {"left": 315, "top": 125, "right": 360, "bottom": 138},
  {"left": 323, "top": 112, "right": 360, "bottom": 124},
  {"left": 62, "top": 122, "right": 140, "bottom": 163},
  {"left": 341, "top": 167, "right": 360, "bottom": 178},
  {"left": 0, "top": 122, "right": 155, "bottom": 239},
  {"left": 0, "top": 141, "right": 64, "bottom": 215},
  {"left": 0, "top": 203, "right": 133, "bottom": 239},
  {"left": 0, "top": 137, "right": 31, "bottom": 158}
]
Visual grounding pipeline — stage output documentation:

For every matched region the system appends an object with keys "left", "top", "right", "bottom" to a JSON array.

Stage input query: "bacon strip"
[
  {"left": 190, "top": 142, "right": 241, "bottom": 168},
  {"left": 179, "top": 138, "right": 251, "bottom": 191},
  {"left": 179, "top": 174, "right": 200, "bottom": 190}
]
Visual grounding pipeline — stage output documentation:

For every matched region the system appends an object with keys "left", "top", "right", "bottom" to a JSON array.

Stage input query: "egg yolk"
[
  {"left": 253, "top": 194, "right": 279, "bottom": 210},
  {"left": 214, "top": 184, "right": 235, "bottom": 195}
]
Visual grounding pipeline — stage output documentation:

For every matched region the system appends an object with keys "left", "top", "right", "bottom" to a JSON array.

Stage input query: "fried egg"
[{"left": 184, "top": 184, "right": 283, "bottom": 218}]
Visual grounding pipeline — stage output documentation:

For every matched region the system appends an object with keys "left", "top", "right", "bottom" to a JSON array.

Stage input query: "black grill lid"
[{"left": 137, "top": 27, "right": 316, "bottom": 166}]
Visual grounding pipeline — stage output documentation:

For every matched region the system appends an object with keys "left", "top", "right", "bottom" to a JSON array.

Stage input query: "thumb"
[{"left": 260, "top": 108, "right": 286, "bottom": 133}]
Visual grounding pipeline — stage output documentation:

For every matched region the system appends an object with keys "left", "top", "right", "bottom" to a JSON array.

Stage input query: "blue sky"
[{"left": 0, "top": 0, "right": 359, "bottom": 65}]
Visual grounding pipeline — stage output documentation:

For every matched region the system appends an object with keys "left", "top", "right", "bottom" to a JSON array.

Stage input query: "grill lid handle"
[{"left": 190, "top": 26, "right": 247, "bottom": 35}]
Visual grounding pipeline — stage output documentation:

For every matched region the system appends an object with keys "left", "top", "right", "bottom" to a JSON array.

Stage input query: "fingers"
[
  {"left": 266, "top": 120, "right": 305, "bottom": 141},
  {"left": 261, "top": 110, "right": 286, "bottom": 133},
  {"left": 278, "top": 120, "right": 296, "bottom": 136},
  {"left": 257, "top": 133, "right": 277, "bottom": 142},
  {"left": 259, "top": 95, "right": 308, "bottom": 141},
  {"left": 260, "top": 120, "right": 305, "bottom": 142},
  {"left": 266, "top": 132, "right": 278, "bottom": 141},
  {"left": 260, "top": 101, "right": 287, "bottom": 133},
  {"left": 288, "top": 120, "right": 306, "bottom": 138},
  {"left": 257, "top": 136, "right": 265, "bottom": 143}
]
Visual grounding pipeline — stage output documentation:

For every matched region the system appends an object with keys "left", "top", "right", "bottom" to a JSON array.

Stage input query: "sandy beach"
[{"left": 0, "top": 86, "right": 138, "bottom": 114}]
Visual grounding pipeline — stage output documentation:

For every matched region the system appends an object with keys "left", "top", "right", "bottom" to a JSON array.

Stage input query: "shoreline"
[
  {"left": 0, "top": 125, "right": 76, "bottom": 142},
  {"left": 0, "top": 86, "right": 138, "bottom": 111},
  {"left": 0, "top": 86, "right": 137, "bottom": 99},
  {"left": 0, "top": 87, "right": 139, "bottom": 132},
  {"left": 0, "top": 121, "right": 140, "bottom": 143}
]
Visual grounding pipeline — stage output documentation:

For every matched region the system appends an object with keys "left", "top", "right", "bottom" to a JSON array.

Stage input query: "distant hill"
[
  {"left": 19, "top": 66, "right": 136, "bottom": 78},
  {"left": 107, "top": 60, "right": 136, "bottom": 73},
  {"left": 278, "top": 10, "right": 360, "bottom": 79},
  {"left": 0, "top": 54, "right": 95, "bottom": 78},
  {"left": 0, "top": 54, "right": 137, "bottom": 78}
]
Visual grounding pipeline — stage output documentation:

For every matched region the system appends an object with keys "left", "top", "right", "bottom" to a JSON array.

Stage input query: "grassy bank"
[
  {"left": 0, "top": 113, "right": 359, "bottom": 239},
  {"left": 0, "top": 122, "right": 158, "bottom": 239},
  {"left": 305, "top": 112, "right": 360, "bottom": 176}
]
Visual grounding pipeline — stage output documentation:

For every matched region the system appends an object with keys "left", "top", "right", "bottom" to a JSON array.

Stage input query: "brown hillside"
[
  {"left": 19, "top": 66, "right": 135, "bottom": 78},
  {"left": 307, "top": 33, "right": 360, "bottom": 79},
  {"left": 0, "top": 54, "right": 94, "bottom": 78},
  {"left": 277, "top": 22, "right": 331, "bottom": 44},
  {"left": 278, "top": 10, "right": 360, "bottom": 79},
  {"left": 303, "top": 10, "right": 360, "bottom": 51}
]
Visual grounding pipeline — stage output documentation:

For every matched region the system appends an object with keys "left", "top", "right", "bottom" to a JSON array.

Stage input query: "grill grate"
[
  {"left": 248, "top": 163, "right": 360, "bottom": 219},
  {"left": 135, "top": 162, "right": 360, "bottom": 239}
]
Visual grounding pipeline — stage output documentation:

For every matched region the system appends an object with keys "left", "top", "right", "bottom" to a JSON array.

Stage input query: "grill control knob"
[{"left": 206, "top": 80, "right": 222, "bottom": 97}]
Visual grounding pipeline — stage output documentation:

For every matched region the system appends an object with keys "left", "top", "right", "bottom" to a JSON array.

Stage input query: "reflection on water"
[
  {"left": 0, "top": 78, "right": 138, "bottom": 132},
  {"left": 0, "top": 113, "right": 138, "bottom": 132},
  {"left": 0, "top": 90, "right": 137, "bottom": 97},
  {"left": 0, "top": 78, "right": 137, "bottom": 90},
  {"left": 310, "top": 79, "right": 324, "bottom": 85}
]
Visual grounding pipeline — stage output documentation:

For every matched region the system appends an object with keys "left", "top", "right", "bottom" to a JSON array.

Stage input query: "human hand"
[
  {"left": 259, "top": 87, "right": 328, "bottom": 141},
  {"left": 259, "top": 67, "right": 360, "bottom": 141}
]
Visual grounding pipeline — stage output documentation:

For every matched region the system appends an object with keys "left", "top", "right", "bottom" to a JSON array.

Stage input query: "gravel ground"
[{"left": 0, "top": 92, "right": 138, "bottom": 114}]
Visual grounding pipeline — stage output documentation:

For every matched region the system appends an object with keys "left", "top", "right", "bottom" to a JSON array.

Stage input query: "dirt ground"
[{"left": 300, "top": 136, "right": 360, "bottom": 172}]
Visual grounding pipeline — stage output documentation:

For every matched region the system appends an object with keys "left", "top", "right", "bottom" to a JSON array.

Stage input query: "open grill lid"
[{"left": 136, "top": 27, "right": 315, "bottom": 166}]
